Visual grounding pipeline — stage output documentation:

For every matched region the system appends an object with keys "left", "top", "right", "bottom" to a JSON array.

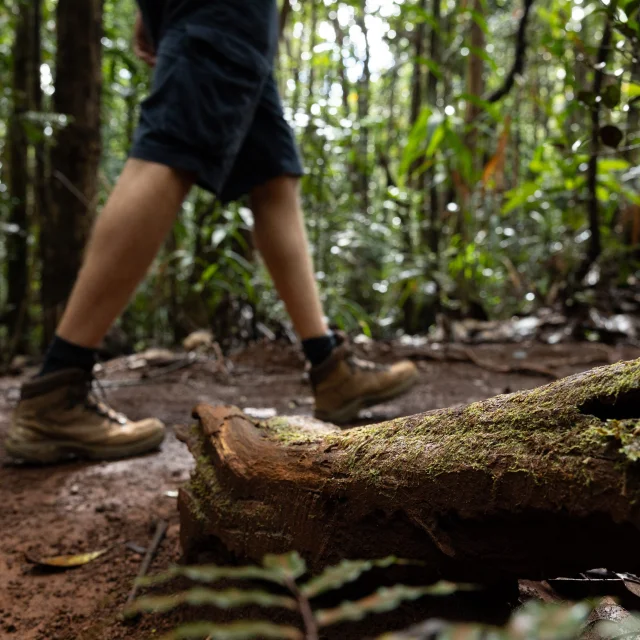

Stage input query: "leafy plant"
[
  {"left": 125, "top": 552, "right": 475, "bottom": 640},
  {"left": 126, "top": 552, "right": 639, "bottom": 640}
]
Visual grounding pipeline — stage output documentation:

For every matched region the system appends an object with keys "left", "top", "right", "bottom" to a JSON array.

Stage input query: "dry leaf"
[{"left": 29, "top": 549, "right": 108, "bottom": 568}]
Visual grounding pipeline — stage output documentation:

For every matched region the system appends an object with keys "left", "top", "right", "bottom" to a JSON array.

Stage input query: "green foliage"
[
  {"left": 128, "top": 553, "right": 475, "bottom": 639},
  {"left": 128, "top": 587, "right": 298, "bottom": 614},
  {"left": 128, "top": 552, "right": 640, "bottom": 640},
  {"left": 315, "top": 583, "right": 471, "bottom": 627},
  {"left": 301, "top": 557, "right": 417, "bottom": 598},
  {"left": 377, "top": 600, "right": 594, "bottom": 640},
  {"left": 1, "top": 0, "right": 640, "bottom": 351}
]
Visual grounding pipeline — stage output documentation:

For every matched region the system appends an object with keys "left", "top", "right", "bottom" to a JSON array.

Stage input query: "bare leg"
[
  {"left": 250, "top": 176, "right": 328, "bottom": 340},
  {"left": 57, "top": 159, "right": 193, "bottom": 347}
]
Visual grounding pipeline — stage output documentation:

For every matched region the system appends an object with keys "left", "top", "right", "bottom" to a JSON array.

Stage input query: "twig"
[
  {"left": 404, "top": 345, "right": 559, "bottom": 378},
  {"left": 460, "top": 346, "right": 559, "bottom": 379},
  {"left": 97, "top": 356, "right": 201, "bottom": 388},
  {"left": 125, "top": 519, "right": 168, "bottom": 608},
  {"left": 544, "top": 351, "right": 612, "bottom": 369},
  {"left": 141, "top": 355, "right": 198, "bottom": 379}
]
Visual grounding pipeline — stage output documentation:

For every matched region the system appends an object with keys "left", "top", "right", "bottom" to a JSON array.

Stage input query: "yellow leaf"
[{"left": 30, "top": 549, "right": 108, "bottom": 568}]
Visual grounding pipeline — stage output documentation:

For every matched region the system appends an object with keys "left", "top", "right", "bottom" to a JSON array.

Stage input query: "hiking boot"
[
  {"left": 5, "top": 369, "right": 166, "bottom": 463},
  {"left": 310, "top": 336, "right": 419, "bottom": 424}
]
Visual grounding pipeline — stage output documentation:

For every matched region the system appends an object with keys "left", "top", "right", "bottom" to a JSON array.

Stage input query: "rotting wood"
[{"left": 178, "top": 358, "right": 640, "bottom": 583}]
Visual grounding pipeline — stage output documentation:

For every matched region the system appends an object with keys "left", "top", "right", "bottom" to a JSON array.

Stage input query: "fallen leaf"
[{"left": 29, "top": 549, "right": 108, "bottom": 568}]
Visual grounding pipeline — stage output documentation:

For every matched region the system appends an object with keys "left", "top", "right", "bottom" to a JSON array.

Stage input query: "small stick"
[{"left": 125, "top": 519, "right": 169, "bottom": 607}]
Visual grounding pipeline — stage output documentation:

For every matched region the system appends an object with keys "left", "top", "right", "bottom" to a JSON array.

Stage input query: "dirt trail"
[{"left": 1, "top": 341, "right": 637, "bottom": 640}]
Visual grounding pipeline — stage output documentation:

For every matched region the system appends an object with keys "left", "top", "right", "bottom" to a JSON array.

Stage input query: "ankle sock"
[
  {"left": 39, "top": 335, "right": 97, "bottom": 377},
  {"left": 302, "top": 333, "right": 337, "bottom": 367}
]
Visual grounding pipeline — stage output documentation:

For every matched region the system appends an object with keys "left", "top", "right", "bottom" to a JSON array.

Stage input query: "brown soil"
[{"left": 1, "top": 340, "right": 638, "bottom": 640}]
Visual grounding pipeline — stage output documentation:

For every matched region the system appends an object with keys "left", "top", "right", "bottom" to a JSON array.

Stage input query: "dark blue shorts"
[{"left": 130, "top": 21, "right": 303, "bottom": 203}]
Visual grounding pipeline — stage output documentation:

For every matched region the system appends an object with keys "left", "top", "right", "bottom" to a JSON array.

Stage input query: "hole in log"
[{"left": 579, "top": 389, "right": 640, "bottom": 420}]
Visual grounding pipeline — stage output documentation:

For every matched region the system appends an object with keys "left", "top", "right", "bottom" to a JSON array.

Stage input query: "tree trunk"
[
  {"left": 423, "top": 0, "right": 442, "bottom": 324},
  {"left": 6, "top": 0, "right": 32, "bottom": 353},
  {"left": 42, "top": 0, "right": 103, "bottom": 344},
  {"left": 179, "top": 358, "right": 640, "bottom": 582},
  {"left": 331, "top": 15, "right": 350, "bottom": 115},
  {"left": 400, "top": 0, "right": 428, "bottom": 334},
  {"left": 574, "top": 5, "right": 615, "bottom": 286},
  {"left": 355, "top": 2, "right": 371, "bottom": 214}
]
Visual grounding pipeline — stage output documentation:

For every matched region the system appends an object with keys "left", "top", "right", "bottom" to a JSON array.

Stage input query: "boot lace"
[
  {"left": 345, "top": 353, "right": 387, "bottom": 374},
  {"left": 67, "top": 377, "right": 127, "bottom": 425}
]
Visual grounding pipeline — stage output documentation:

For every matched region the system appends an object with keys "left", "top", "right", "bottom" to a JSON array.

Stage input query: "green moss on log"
[{"left": 324, "top": 359, "right": 640, "bottom": 487}]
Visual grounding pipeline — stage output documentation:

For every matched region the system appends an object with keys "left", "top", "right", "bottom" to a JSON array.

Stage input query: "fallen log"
[{"left": 178, "top": 358, "right": 640, "bottom": 583}]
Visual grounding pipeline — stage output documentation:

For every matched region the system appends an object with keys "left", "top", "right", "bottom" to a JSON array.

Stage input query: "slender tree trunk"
[
  {"left": 575, "top": 6, "right": 615, "bottom": 285},
  {"left": 401, "top": 0, "right": 428, "bottom": 333},
  {"left": 461, "top": 0, "right": 485, "bottom": 234},
  {"left": 356, "top": 3, "right": 371, "bottom": 213},
  {"left": 33, "top": 0, "right": 49, "bottom": 354},
  {"left": 624, "top": 41, "right": 640, "bottom": 256},
  {"left": 32, "top": 0, "right": 48, "bottom": 257},
  {"left": 625, "top": 42, "right": 639, "bottom": 168},
  {"left": 279, "top": 0, "right": 292, "bottom": 40},
  {"left": 424, "top": 0, "right": 442, "bottom": 322},
  {"left": 6, "top": 1, "right": 32, "bottom": 354},
  {"left": 42, "top": 0, "right": 103, "bottom": 344},
  {"left": 331, "top": 16, "right": 350, "bottom": 115}
]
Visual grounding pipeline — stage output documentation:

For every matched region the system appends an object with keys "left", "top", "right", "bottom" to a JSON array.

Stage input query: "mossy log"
[{"left": 178, "top": 358, "right": 640, "bottom": 583}]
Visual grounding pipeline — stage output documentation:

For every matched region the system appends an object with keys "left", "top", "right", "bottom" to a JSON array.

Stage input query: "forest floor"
[{"left": 1, "top": 339, "right": 640, "bottom": 640}]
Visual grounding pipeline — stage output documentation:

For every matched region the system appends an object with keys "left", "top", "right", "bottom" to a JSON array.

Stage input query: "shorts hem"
[
  {"left": 220, "top": 165, "right": 304, "bottom": 203},
  {"left": 129, "top": 143, "right": 220, "bottom": 195}
]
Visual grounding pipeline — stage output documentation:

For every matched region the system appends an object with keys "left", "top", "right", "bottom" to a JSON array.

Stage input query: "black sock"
[
  {"left": 39, "top": 335, "right": 97, "bottom": 377},
  {"left": 302, "top": 333, "right": 337, "bottom": 367}
]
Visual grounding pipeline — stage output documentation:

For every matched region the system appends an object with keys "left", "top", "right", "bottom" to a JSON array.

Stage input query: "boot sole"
[
  {"left": 4, "top": 430, "right": 166, "bottom": 465},
  {"left": 314, "top": 371, "right": 419, "bottom": 425}
]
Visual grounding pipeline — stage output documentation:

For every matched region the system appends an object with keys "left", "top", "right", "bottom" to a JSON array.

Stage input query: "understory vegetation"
[{"left": 1, "top": 0, "right": 639, "bottom": 356}]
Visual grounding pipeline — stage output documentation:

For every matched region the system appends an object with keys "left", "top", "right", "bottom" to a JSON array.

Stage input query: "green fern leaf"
[
  {"left": 302, "top": 557, "right": 419, "bottom": 598},
  {"left": 125, "top": 587, "right": 297, "bottom": 617},
  {"left": 316, "top": 583, "right": 475, "bottom": 627}
]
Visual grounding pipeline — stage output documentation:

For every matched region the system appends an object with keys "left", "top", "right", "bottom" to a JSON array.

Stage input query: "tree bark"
[
  {"left": 179, "top": 358, "right": 640, "bottom": 583},
  {"left": 279, "top": 0, "right": 292, "bottom": 41},
  {"left": 400, "top": 0, "right": 428, "bottom": 334},
  {"left": 42, "top": 0, "right": 103, "bottom": 344},
  {"left": 574, "top": 4, "right": 615, "bottom": 287},
  {"left": 6, "top": 0, "right": 32, "bottom": 353},
  {"left": 423, "top": 0, "right": 442, "bottom": 322}
]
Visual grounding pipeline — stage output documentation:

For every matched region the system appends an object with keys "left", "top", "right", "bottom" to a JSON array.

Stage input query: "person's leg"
[
  {"left": 5, "top": 159, "right": 193, "bottom": 463},
  {"left": 56, "top": 159, "right": 193, "bottom": 348},
  {"left": 250, "top": 175, "right": 419, "bottom": 423},
  {"left": 250, "top": 176, "right": 327, "bottom": 340},
  {"left": 250, "top": 176, "right": 338, "bottom": 366}
]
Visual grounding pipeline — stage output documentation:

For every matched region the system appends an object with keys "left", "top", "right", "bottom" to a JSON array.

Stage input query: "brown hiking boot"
[
  {"left": 5, "top": 369, "right": 166, "bottom": 463},
  {"left": 310, "top": 335, "right": 419, "bottom": 423}
]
